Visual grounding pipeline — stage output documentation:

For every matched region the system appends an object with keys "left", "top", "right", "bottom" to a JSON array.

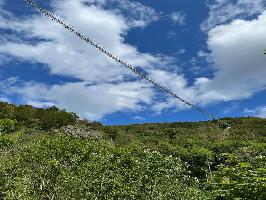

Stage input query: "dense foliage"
[
  {"left": 0, "top": 132, "right": 209, "bottom": 199},
  {"left": 0, "top": 102, "right": 266, "bottom": 199},
  {"left": 0, "top": 102, "right": 78, "bottom": 130},
  {"left": 0, "top": 119, "right": 16, "bottom": 134}
]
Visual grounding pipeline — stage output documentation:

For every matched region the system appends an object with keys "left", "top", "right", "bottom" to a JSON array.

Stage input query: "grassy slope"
[{"left": 0, "top": 103, "right": 266, "bottom": 199}]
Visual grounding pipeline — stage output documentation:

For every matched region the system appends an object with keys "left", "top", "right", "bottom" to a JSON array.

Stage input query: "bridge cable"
[{"left": 24, "top": 0, "right": 230, "bottom": 128}]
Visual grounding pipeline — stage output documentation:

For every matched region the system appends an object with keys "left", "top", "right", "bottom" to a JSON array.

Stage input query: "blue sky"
[{"left": 0, "top": 0, "right": 266, "bottom": 125}]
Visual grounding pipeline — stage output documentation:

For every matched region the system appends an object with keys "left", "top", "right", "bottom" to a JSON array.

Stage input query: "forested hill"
[{"left": 0, "top": 102, "right": 266, "bottom": 199}]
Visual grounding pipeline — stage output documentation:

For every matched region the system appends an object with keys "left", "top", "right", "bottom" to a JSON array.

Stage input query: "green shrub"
[
  {"left": 0, "top": 136, "right": 14, "bottom": 148},
  {"left": 0, "top": 102, "right": 78, "bottom": 130},
  {"left": 176, "top": 147, "right": 214, "bottom": 179},
  {"left": 0, "top": 119, "right": 16, "bottom": 134},
  {"left": 211, "top": 162, "right": 266, "bottom": 199},
  {"left": 0, "top": 134, "right": 210, "bottom": 199},
  {"left": 1, "top": 102, "right": 266, "bottom": 199},
  {"left": 103, "top": 126, "right": 119, "bottom": 141}
]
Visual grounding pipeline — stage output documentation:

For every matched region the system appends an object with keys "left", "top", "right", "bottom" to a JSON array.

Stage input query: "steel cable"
[{"left": 23, "top": 0, "right": 230, "bottom": 128}]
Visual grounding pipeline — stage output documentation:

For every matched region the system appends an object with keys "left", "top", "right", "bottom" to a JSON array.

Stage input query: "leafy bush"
[
  {"left": 0, "top": 136, "right": 14, "bottom": 148},
  {"left": 0, "top": 102, "right": 78, "bottom": 130},
  {"left": 0, "top": 133, "right": 210, "bottom": 199},
  {"left": 0, "top": 119, "right": 16, "bottom": 134},
  {"left": 179, "top": 147, "right": 214, "bottom": 179},
  {"left": 78, "top": 119, "right": 103, "bottom": 130},
  {"left": 102, "top": 126, "right": 119, "bottom": 141},
  {"left": 1, "top": 102, "right": 266, "bottom": 199},
  {"left": 211, "top": 162, "right": 266, "bottom": 199}
]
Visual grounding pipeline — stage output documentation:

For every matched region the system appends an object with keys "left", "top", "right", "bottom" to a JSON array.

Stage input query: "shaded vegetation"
[
  {"left": 0, "top": 102, "right": 78, "bottom": 130},
  {"left": 0, "top": 102, "right": 266, "bottom": 199}
]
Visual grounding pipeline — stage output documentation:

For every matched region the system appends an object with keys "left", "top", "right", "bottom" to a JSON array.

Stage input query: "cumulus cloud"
[
  {"left": 196, "top": 12, "right": 266, "bottom": 102},
  {"left": 0, "top": 0, "right": 166, "bottom": 83},
  {"left": 244, "top": 106, "right": 266, "bottom": 118},
  {"left": 0, "top": 78, "right": 153, "bottom": 119},
  {"left": 150, "top": 70, "right": 196, "bottom": 114},
  {"left": 151, "top": 11, "right": 266, "bottom": 113},
  {"left": 177, "top": 49, "right": 186, "bottom": 54},
  {"left": 133, "top": 116, "right": 144, "bottom": 121},
  {"left": 0, "top": 0, "right": 182, "bottom": 119},
  {"left": 202, "top": 0, "right": 266, "bottom": 31},
  {"left": 1, "top": 0, "right": 266, "bottom": 121},
  {"left": 0, "top": 95, "right": 9, "bottom": 103},
  {"left": 170, "top": 12, "right": 186, "bottom": 25},
  {"left": 82, "top": 0, "right": 160, "bottom": 27}
]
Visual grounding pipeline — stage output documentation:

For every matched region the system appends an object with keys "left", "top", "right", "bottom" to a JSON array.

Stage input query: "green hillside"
[{"left": 0, "top": 102, "right": 266, "bottom": 199}]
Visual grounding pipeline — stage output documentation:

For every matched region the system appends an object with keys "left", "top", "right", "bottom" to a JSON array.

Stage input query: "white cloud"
[
  {"left": 1, "top": 0, "right": 266, "bottom": 121},
  {"left": 177, "top": 49, "right": 186, "bottom": 54},
  {"left": 0, "top": 79, "right": 153, "bottom": 120},
  {"left": 0, "top": 95, "right": 10, "bottom": 103},
  {"left": 202, "top": 0, "right": 266, "bottom": 31},
  {"left": 170, "top": 12, "right": 186, "bottom": 25},
  {"left": 222, "top": 103, "right": 238, "bottom": 114},
  {"left": 151, "top": 12, "right": 266, "bottom": 113},
  {"left": 0, "top": 0, "right": 165, "bottom": 83},
  {"left": 167, "top": 30, "right": 177, "bottom": 39},
  {"left": 244, "top": 106, "right": 266, "bottom": 118},
  {"left": 196, "top": 12, "right": 266, "bottom": 102},
  {"left": 0, "top": 0, "right": 177, "bottom": 119},
  {"left": 25, "top": 100, "right": 55, "bottom": 108},
  {"left": 133, "top": 116, "right": 144, "bottom": 120},
  {"left": 149, "top": 70, "right": 196, "bottom": 114},
  {"left": 82, "top": 0, "right": 160, "bottom": 28}
]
